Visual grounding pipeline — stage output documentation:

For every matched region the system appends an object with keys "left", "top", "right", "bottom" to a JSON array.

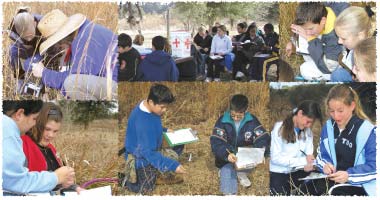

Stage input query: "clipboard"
[{"left": 163, "top": 128, "right": 199, "bottom": 147}]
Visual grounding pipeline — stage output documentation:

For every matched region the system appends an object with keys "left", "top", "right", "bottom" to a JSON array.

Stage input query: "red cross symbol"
[
  {"left": 184, "top": 38, "right": 191, "bottom": 49},
  {"left": 172, "top": 38, "right": 180, "bottom": 48}
]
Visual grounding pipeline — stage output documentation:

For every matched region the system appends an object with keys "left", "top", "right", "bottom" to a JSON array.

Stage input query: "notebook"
[
  {"left": 163, "top": 128, "right": 199, "bottom": 147},
  {"left": 235, "top": 147, "right": 265, "bottom": 170},
  {"left": 299, "top": 172, "right": 328, "bottom": 181}
]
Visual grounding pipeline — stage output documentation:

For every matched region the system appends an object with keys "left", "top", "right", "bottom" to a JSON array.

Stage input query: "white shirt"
[
  {"left": 210, "top": 34, "right": 232, "bottom": 55},
  {"left": 269, "top": 121, "right": 314, "bottom": 174},
  {"left": 341, "top": 49, "right": 354, "bottom": 70},
  {"left": 132, "top": 44, "right": 152, "bottom": 55}
]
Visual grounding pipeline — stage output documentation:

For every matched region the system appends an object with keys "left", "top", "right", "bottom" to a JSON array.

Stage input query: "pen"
[
  {"left": 226, "top": 149, "right": 234, "bottom": 155},
  {"left": 300, "top": 150, "right": 307, "bottom": 156}
]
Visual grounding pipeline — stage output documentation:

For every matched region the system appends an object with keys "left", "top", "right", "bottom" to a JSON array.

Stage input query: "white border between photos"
[{"left": 0, "top": 0, "right": 379, "bottom": 199}]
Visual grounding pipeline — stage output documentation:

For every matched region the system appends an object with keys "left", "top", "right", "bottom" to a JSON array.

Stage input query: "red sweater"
[{"left": 21, "top": 134, "right": 63, "bottom": 172}]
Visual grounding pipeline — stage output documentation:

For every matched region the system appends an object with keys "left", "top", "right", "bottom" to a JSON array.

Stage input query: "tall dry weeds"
[
  {"left": 117, "top": 82, "right": 271, "bottom": 195},
  {"left": 54, "top": 118, "right": 119, "bottom": 192},
  {"left": 2, "top": 2, "right": 117, "bottom": 100}
]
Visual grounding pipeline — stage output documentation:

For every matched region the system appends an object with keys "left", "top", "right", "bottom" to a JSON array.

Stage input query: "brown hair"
[
  {"left": 218, "top": 25, "right": 227, "bottom": 33},
  {"left": 28, "top": 102, "right": 63, "bottom": 143},
  {"left": 325, "top": 84, "right": 371, "bottom": 122},
  {"left": 354, "top": 37, "right": 376, "bottom": 78},
  {"left": 295, "top": 2, "right": 327, "bottom": 25},
  {"left": 280, "top": 100, "right": 322, "bottom": 143},
  {"left": 133, "top": 34, "right": 144, "bottom": 45}
]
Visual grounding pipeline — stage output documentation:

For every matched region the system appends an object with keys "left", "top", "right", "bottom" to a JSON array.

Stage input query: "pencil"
[{"left": 300, "top": 150, "right": 307, "bottom": 156}]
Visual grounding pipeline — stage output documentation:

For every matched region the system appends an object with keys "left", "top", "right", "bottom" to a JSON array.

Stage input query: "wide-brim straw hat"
[{"left": 38, "top": 9, "right": 86, "bottom": 55}]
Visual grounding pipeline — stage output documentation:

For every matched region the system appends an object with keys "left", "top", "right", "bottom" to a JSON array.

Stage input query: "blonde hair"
[
  {"left": 335, "top": 6, "right": 376, "bottom": 38},
  {"left": 133, "top": 34, "right": 144, "bottom": 45},
  {"left": 326, "top": 84, "right": 371, "bottom": 123},
  {"left": 354, "top": 37, "right": 376, "bottom": 76},
  {"left": 14, "top": 12, "right": 35, "bottom": 37}
]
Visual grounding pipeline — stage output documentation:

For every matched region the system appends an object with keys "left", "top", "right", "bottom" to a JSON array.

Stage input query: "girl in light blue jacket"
[{"left": 305, "top": 84, "right": 376, "bottom": 196}]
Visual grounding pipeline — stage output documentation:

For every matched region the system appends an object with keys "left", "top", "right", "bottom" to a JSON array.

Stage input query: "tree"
[
  {"left": 60, "top": 101, "right": 118, "bottom": 130},
  {"left": 172, "top": 2, "right": 208, "bottom": 32}
]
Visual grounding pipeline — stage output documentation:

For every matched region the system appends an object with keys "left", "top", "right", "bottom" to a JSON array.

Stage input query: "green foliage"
[
  {"left": 172, "top": 2, "right": 279, "bottom": 32},
  {"left": 59, "top": 101, "right": 118, "bottom": 129}
]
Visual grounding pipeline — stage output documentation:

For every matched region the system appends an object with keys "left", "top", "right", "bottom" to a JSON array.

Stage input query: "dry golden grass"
[
  {"left": 2, "top": 2, "right": 117, "bottom": 100},
  {"left": 117, "top": 82, "right": 271, "bottom": 195},
  {"left": 54, "top": 118, "right": 119, "bottom": 193}
]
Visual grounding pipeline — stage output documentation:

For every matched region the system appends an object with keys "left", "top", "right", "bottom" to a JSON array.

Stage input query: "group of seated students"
[
  {"left": 121, "top": 84, "right": 376, "bottom": 196},
  {"left": 118, "top": 21, "right": 279, "bottom": 82},
  {"left": 8, "top": 7, "right": 118, "bottom": 100},
  {"left": 2, "top": 101, "right": 83, "bottom": 195},
  {"left": 193, "top": 22, "right": 279, "bottom": 82},
  {"left": 285, "top": 2, "right": 376, "bottom": 82},
  {"left": 118, "top": 34, "right": 178, "bottom": 82}
]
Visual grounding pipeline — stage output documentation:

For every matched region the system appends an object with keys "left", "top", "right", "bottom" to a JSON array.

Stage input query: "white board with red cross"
[{"left": 170, "top": 31, "right": 191, "bottom": 58}]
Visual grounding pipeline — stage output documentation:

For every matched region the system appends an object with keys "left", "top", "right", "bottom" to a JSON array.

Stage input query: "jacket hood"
[{"left": 144, "top": 50, "right": 172, "bottom": 65}]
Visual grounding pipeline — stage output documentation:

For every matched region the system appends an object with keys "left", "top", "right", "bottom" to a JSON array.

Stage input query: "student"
[
  {"left": 123, "top": 84, "right": 186, "bottom": 194},
  {"left": 352, "top": 38, "right": 376, "bottom": 82},
  {"left": 193, "top": 26, "right": 212, "bottom": 76},
  {"left": 21, "top": 102, "right": 84, "bottom": 194},
  {"left": 332, "top": 6, "right": 376, "bottom": 82},
  {"left": 303, "top": 84, "right": 376, "bottom": 196},
  {"left": 24, "top": 9, "right": 118, "bottom": 100},
  {"left": 269, "top": 100, "right": 322, "bottom": 195},
  {"left": 206, "top": 25, "right": 234, "bottom": 82},
  {"left": 8, "top": 8, "right": 43, "bottom": 92},
  {"left": 210, "top": 94, "right": 270, "bottom": 195},
  {"left": 2, "top": 100, "right": 75, "bottom": 195},
  {"left": 232, "top": 22, "right": 247, "bottom": 42},
  {"left": 117, "top": 33, "right": 141, "bottom": 82},
  {"left": 132, "top": 34, "right": 152, "bottom": 55},
  {"left": 136, "top": 36, "right": 179, "bottom": 82},
  {"left": 285, "top": 2, "right": 349, "bottom": 81},
  {"left": 262, "top": 23, "right": 279, "bottom": 55},
  {"left": 232, "top": 24, "right": 265, "bottom": 81}
]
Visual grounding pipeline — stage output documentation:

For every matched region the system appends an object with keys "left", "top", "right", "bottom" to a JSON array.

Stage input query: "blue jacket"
[
  {"left": 316, "top": 118, "right": 376, "bottom": 196},
  {"left": 136, "top": 50, "right": 179, "bottom": 82},
  {"left": 210, "top": 111, "right": 270, "bottom": 168},
  {"left": 2, "top": 114, "right": 58, "bottom": 194},
  {"left": 124, "top": 102, "right": 179, "bottom": 172},
  {"left": 24, "top": 20, "right": 119, "bottom": 90}
]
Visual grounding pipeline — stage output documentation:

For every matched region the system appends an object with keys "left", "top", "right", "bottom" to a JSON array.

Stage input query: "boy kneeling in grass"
[{"left": 123, "top": 84, "right": 186, "bottom": 194}]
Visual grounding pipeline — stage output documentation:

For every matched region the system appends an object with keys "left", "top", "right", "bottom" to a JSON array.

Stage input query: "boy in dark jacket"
[
  {"left": 210, "top": 94, "right": 270, "bottom": 195},
  {"left": 124, "top": 84, "right": 186, "bottom": 194},
  {"left": 136, "top": 36, "right": 179, "bottom": 81},
  {"left": 118, "top": 33, "right": 141, "bottom": 81}
]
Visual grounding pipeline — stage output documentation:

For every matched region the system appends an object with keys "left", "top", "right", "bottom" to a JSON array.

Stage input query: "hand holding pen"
[
  {"left": 226, "top": 149, "right": 237, "bottom": 163},
  {"left": 301, "top": 150, "right": 315, "bottom": 172}
]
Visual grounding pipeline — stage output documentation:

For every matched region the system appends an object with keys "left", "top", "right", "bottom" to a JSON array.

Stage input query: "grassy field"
[
  {"left": 116, "top": 82, "right": 271, "bottom": 195},
  {"left": 53, "top": 117, "right": 119, "bottom": 193},
  {"left": 2, "top": 2, "right": 117, "bottom": 100}
]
